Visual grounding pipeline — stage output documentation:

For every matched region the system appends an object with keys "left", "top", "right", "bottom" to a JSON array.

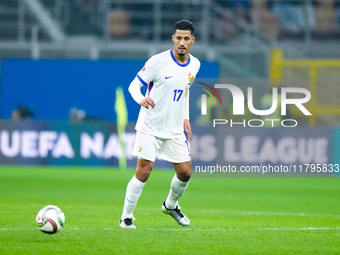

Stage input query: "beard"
[{"left": 178, "top": 51, "right": 185, "bottom": 56}]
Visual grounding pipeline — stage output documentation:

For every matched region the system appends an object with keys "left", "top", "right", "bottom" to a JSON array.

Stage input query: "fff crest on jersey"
[{"left": 188, "top": 73, "right": 195, "bottom": 87}]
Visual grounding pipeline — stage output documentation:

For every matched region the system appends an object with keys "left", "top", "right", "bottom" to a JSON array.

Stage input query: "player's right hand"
[{"left": 140, "top": 97, "right": 155, "bottom": 109}]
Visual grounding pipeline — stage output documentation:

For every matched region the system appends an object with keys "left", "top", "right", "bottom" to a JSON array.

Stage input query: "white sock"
[
  {"left": 165, "top": 174, "right": 189, "bottom": 209},
  {"left": 121, "top": 175, "right": 145, "bottom": 220}
]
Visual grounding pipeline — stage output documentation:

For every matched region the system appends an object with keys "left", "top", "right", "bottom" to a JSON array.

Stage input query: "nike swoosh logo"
[{"left": 165, "top": 76, "right": 173, "bottom": 79}]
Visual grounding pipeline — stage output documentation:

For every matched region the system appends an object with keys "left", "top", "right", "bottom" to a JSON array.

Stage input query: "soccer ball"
[{"left": 36, "top": 205, "right": 65, "bottom": 234}]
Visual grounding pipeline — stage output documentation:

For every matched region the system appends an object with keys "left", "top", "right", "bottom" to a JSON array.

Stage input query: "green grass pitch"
[{"left": 0, "top": 166, "right": 339, "bottom": 255}]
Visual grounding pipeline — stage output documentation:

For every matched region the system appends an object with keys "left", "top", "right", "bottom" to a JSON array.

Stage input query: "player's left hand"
[
  {"left": 183, "top": 119, "right": 192, "bottom": 141},
  {"left": 140, "top": 96, "right": 155, "bottom": 109}
]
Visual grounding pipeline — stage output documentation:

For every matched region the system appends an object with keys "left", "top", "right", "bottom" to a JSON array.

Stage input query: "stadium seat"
[{"left": 107, "top": 9, "right": 130, "bottom": 38}]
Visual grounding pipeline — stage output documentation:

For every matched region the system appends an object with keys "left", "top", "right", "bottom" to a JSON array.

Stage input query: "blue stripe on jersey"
[
  {"left": 136, "top": 74, "right": 148, "bottom": 86},
  {"left": 170, "top": 49, "right": 191, "bottom": 67}
]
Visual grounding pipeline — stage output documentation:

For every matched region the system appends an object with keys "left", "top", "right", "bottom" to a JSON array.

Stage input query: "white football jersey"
[{"left": 134, "top": 49, "right": 200, "bottom": 139}]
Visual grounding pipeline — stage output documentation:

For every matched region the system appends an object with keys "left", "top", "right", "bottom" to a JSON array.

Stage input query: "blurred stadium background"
[
  {"left": 0, "top": 0, "right": 340, "bottom": 168},
  {"left": 1, "top": 2, "right": 340, "bottom": 254}
]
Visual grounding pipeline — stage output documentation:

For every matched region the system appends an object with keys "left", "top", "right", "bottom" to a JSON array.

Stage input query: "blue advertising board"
[{"left": 0, "top": 59, "right": 218, "bottom": 122}]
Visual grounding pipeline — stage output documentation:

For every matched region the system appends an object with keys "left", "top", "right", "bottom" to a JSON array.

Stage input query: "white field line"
[
  {"left": 199, "top": 210, "right": 340, "bottom": 218},
  {"left": 1, "top": 227, "right": 340, "bottom": 231},
  {"left": 1, "top": 208, "right": 339, "bottom": 218}
]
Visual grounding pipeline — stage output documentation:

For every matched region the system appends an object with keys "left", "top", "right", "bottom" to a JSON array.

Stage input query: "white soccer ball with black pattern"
[{"left": 36, "top": 205, "right": 65, "bottom": 234}]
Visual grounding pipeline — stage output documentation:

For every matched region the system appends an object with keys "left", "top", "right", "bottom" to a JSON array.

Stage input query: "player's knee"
[
  {"left": 136, "top": 162, "right": 153, "bottom": 182},
  {"left": 174, "top": 161, "right": 191, "bottom": 182},
  {"left": 177, "top": 170, "right": 191, "bottom": 182},
  {"left": 140, "top": 165, "right": 152, "bottom": 175}
]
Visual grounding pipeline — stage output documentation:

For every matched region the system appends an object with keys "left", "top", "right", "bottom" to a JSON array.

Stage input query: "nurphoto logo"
[{"left": 199, "top": 83, "right": 311, "bottom": 128}]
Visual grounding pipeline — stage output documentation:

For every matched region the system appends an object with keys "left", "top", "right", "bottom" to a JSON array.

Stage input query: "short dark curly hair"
[{"left": 174, "top": 20, "right": 195, "bottom": 36}]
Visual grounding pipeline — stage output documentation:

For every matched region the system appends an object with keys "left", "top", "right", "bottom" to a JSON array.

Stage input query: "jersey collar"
[{"left": 170, "top": 49, "right": 190, "bottom": 67}]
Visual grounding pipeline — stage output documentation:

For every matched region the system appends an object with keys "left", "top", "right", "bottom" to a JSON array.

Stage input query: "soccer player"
[{"left": 119, "top": 20, "right": 200, "bottom": 229}]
